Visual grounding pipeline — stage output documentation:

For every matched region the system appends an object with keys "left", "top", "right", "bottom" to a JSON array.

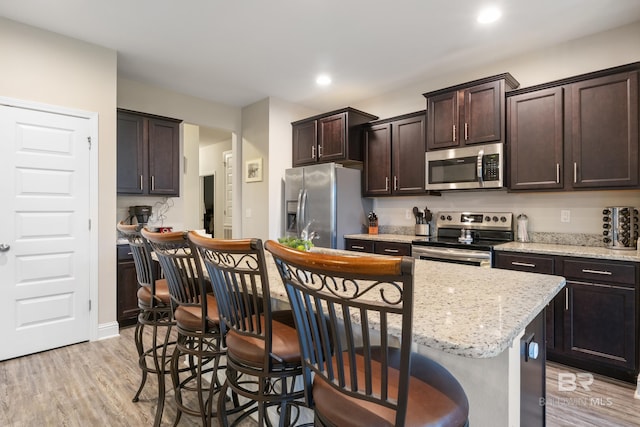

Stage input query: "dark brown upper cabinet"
[
  {"left": 363, "top": 111, "right": 426, "bottom": 196},
  {"left": 292, "top": 107, "right": 378, "bottom": 167},
  {"left": 424, "top": 74, "right": 519, "bottom": 150},
  {"left": 117, "top": 109, "right": 181, "bottom": 196},
  {"left": 507, "top": 63, "right": 639, "bottom": 191},
  {"left": 570, "top": 71, "right": 638, "bottom": 188},
  {"left": 508, "top": 87, "right": 565, "bottom": 190}
]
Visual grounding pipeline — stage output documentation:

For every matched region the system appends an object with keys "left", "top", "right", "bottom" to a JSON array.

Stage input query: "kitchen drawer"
[
  {"left": 494, "top": 252, "right": 555, "bottom": 274},
  {"left": 345, "top": 239, "right": 374, "bottom": 253},
  {"left": 117, "top": 244, "right": 133, "bottom": 261},
  {"left": 561, "top": 258, "right": 637, "bottom": 287},
  {"left": 374, "top": 241, "right": 411, "bottom": 257}
]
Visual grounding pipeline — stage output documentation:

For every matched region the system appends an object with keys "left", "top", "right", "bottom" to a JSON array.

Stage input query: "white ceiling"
[{"left": 2, "top": 0, "right": 640, "bottom": 112}]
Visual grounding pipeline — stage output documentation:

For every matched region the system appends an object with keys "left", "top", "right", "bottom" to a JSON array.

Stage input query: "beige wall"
[
  {"left": 0, "top": 17, "right": 118, "bottom": 326},
  {"left": 267, "top": 98, "right": 318, "bottom": 239},
  {"left": 241, "top": 99, "right": 270, "bottom": 240},
  {"left": 351, "top": 21, "right": 640, "bottom": 235}
]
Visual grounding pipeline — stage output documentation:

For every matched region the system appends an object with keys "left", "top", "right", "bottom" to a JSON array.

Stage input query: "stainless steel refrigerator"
[{"left": 284, "top": 163, "right": 371, "bottom": 249}]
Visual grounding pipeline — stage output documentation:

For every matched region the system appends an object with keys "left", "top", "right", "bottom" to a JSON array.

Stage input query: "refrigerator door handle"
[
  {"left": 299, "top": 189, "right": 308, "bottom": 236},
  {"left": 296, "top": 189, "right": 304, "bottom": 237}
]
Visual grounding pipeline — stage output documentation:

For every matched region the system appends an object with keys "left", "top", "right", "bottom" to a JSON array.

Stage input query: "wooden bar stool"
[
  {"left": 116, "top": 221, "right": 174, "bottom": 427},
  {"left": 188, "top": 232, "right": 309, "bottom": 427},
  {"left": 265, "top": 241, "right": 470, "bottom": 427},
  {"left": 142, "top": 229, "right": 226, "bottom": 426}
]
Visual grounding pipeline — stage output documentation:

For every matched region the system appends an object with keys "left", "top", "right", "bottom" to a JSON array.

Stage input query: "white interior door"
[{"left": 0, "top": 105, "right": 91, "bottom": 361}]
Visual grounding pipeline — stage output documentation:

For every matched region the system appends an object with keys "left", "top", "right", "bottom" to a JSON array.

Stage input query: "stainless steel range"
[{"left": 412, "top": 211, "right": 514, "bottom": 267}]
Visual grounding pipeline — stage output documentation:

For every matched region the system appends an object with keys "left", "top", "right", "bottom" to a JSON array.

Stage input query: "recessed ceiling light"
[
  {"left": 477, "top": 6, "right": 502, "bottom": 24},
  {"left": 316, "top": 74, "right": 332, "bottom": 86}
]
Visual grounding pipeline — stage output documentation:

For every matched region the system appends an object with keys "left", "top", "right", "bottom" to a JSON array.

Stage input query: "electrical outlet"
[
  {"left": 245, "top": 208, "right": 252, "bottom": 218},
  {"left": 405, "top": 209, "right": 411, "bottom": 220},
  {"left": 560, "top": 210, "right": 571, "bottom": 223}
]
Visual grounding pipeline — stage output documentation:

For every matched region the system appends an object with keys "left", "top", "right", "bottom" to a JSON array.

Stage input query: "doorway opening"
[{"left": 203, "top": 174, "right": 214, "bottom": 235}]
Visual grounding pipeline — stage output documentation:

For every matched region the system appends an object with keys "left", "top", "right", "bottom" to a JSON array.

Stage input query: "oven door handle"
[{"left": 413, "top": 246, "right": 490, "bottom": 259}]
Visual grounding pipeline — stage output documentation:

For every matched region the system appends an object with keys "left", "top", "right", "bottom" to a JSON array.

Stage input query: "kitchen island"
[{"left": 263, "top": 248, "right": 566, "bottom": 426}]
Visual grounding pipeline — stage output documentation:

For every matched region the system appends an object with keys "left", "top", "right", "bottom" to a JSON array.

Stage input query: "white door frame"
[{"left": 0, "top": 96, "right": 99, "bottom": 342}]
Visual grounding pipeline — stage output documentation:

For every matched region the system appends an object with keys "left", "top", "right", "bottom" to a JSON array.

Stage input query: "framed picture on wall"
[{"left": 245, "top": 158, "right": 263, "bottom": 182}]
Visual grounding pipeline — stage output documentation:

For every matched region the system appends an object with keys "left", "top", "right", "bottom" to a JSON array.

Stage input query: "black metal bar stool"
[
  {"left": 142, "top": 229, "right": 226, "bottom": 426},
  {"left": 116, "top": 221, "right": 174, "bottom": 427},
  {"left": 188, "top": 232, "right": 309, "bottom": 427},
  {"left": 266, "top": 240, "right": 470, "bottom": 427}
]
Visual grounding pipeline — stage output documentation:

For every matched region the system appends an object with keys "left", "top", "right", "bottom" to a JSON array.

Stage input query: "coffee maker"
[{"left": 129, "top": 205, "right": 152, "bottom": 225}]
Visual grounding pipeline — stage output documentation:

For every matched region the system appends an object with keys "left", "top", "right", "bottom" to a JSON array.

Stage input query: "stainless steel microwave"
[{"left": 425, "top": 143, "right": 503, "bottom": 190}]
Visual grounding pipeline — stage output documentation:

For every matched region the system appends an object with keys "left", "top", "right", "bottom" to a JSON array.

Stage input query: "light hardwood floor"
[
  {"left": 546, "top": 362, "right": 640, "bottom": 427},
  {"left": 1, "top": 326, "right": 639, "bottom": 426}
]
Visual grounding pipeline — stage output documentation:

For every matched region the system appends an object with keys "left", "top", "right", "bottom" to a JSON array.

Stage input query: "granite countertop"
[
  {"left": 495, "top": 241, "right": 640, "bottom": 263},
  {"left": 263, "top": 251, "right": 565, "bottom": 359}
]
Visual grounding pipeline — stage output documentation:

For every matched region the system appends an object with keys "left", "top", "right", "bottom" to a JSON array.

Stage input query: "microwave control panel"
[{"left": 482, "top": 153, "right": 500, "bottom": 181}]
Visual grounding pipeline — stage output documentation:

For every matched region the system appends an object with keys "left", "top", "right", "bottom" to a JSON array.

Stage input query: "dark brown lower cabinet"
[
  {"left": 117, "top": 244, "right": 139, "bottom": 327},
  {"left": 344, "top": 238, "right": 411, "bottom": 256},
  {"left": 495, "top": 251, "right": 639, "bottom": 382},
  {"left": 563, "top": 280, "right": 636, "bottom": 372}
]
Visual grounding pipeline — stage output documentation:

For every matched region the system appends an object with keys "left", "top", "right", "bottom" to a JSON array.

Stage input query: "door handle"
[{"left": 0, "top": 244, "right": 10, "bottom": 252}]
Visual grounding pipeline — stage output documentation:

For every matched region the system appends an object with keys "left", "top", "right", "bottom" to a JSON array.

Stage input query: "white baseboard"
[{"left": 97, "top": 321, "right": 120, "bottom": 340}]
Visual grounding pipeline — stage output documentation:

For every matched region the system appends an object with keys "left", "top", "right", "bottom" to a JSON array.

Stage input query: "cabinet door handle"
[
  {"left": 573, "top": 162, "right": 578, "bottom": 183},
  {"left": 393, "top": 176, "right": 398, "bottom": 191},
  {"left": 511, "top": 261, "right": 536, "bottom": 268},
  {"left": 311, "top": 145, "right": 316, "bottom": 159},
  {"left": 383, "top": 248, "right": 400, "bottom": 253},
  {"left": 556, "top": 163, "right": 560, "bottom": 184},
  {"left": 385, "top": 177, "right": 389, "bottom": 192},
  {"left": 452, "top": 125, "right": 456, "bottom": 142},
  {"left": 582, "top": 269, "right": 612, "bottom": 276},
  {"left": 351, "top": 245, "right": 365, "bottom": 250},
  {"left": 318, "top": 145, "right": 323, "bottom": 158},
  {"left": 140, "top": 175, "right": 143, "bottom": 190},
  {"left": 151, "top": 175, "right": 155, "bottom": 191},
  {"left": 464, "top": 123, "right": 469, "bottom": 140},
  {"left": 565, "top": 288, "right": 569, "bottom": 310}
]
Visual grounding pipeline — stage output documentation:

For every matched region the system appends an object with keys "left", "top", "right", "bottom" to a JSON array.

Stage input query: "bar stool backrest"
[
  {"left": 265, "top": 240, "right": 415, "bottom": 426},
  {"left": 117, "top": 222, "right": 158, "bottom": 298},
  {"left": 142, "top": 229, "right": 208, "bottom": 329},
  {"left": 188, "top": 233, "right": 274, "bottom": 364}
]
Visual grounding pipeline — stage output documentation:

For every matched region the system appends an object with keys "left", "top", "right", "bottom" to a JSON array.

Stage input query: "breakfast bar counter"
[{"left": 263, "top": 249, "right": 566, "bottom": 426}]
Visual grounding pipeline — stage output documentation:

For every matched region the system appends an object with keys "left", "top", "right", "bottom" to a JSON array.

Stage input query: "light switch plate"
[{"left": 560, "top": 210, "right": 571, "bottom": 223}]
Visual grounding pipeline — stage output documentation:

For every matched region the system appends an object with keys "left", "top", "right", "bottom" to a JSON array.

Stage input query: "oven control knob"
[
  {"left": 500, "top": 216, "right": 507, "bottom": 222},
  {"left": 492, "top": 216, "right": 498, "bottom": 222},
  {"left": 603, "top": 209, "right": 611, "bottom": 215},
  {"left": 603, "top": 230, "right": 609, "bottom": 236},
  {"left": 440, "top": 215, "right": 445, "bottom": 221},
  {"left": 485, "top": 216, "right": 491, "bottom": 222},
  {"left": 446, "top": 215, "right": 452, "bottom": 221},
  {"left": 603, "top": 223, "right": 611, "bottom": 229},
  {"left": 603, "top": 237, "right": 611, "bottom": 244},
  {"left": 603, "top": 216, "right": 611, "bottom": 222}
]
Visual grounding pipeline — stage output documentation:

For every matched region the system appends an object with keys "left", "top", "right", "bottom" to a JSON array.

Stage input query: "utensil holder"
[{"left": 415, "top": 223, "right": 429, "bottom": 236}]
